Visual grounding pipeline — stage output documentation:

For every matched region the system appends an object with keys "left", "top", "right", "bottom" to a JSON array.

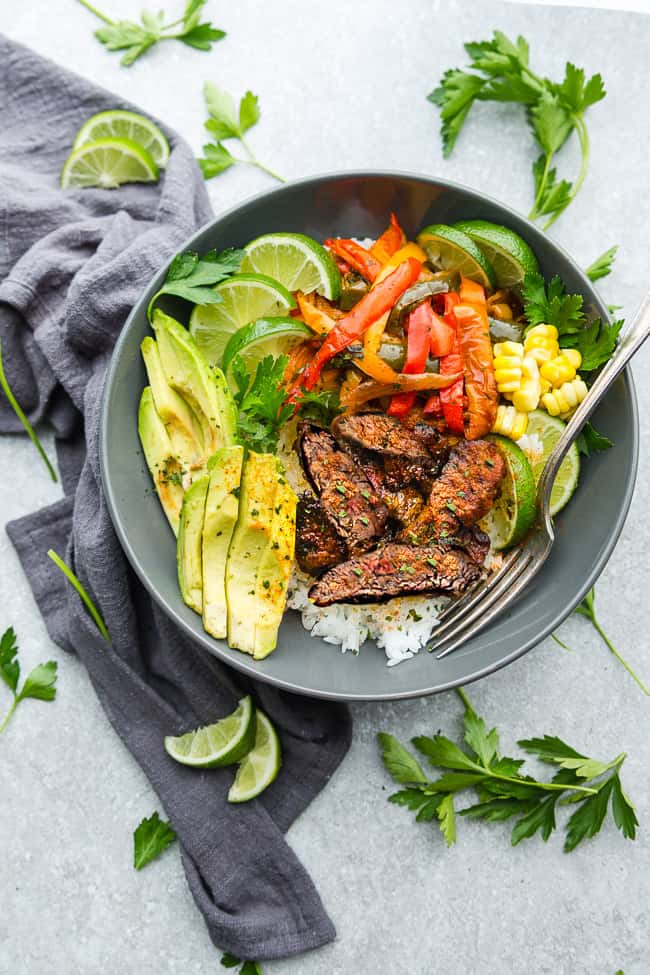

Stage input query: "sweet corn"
[
  {"left": 540, "top": 352, "right": 580, "bottom": 388},
  {"left": 511, "top": 355, "right": 542, "bottom": 413},
  {"left": 563, "top": 348, "right": 582, "bottom": 370},
  {"left": 541, "top": 376, "right": 588, "bottom": 417},
  {"left": 492, "top": 404, "right": 528, "bottom": 440},
  {"left": 524, "top": 324, "right": 560, "bottom": 364},
  {"left": 493, "top": 341, "right": 524, "bottom": 393}
]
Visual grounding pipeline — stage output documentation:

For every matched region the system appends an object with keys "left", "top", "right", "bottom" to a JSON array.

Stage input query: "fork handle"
[{"left": 538, "top": 290, "right": 650, "bottom": 509}]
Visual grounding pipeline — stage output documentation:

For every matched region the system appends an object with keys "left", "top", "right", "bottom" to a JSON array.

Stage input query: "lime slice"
[
  {"left": 61, "top": 137, "right": 159, "bottom": 189},
  {"left": 228, "top": 710, "right": 282, "bottom": 803},
  {"left": 417, "top": 224, "right": 497, "bottom": 290},
  {"left": 163, "top": 695, "right": 256, "bottom": 768},
  {"left": 222, "top": 316, "right": 312, "bottom": 380},
  {"left": 480, "top": 435, "right": 537, "bottom": 549},
  {"left": 72, "top": 110, "right": 170, "bottom": 168},
  {"left": 524, "top": 410, "right": 580, "bottom": 516},
  {"left": 241, "top": 233, "right": 341, "bottom": 300},
  {"left": 189, "top": 273, "right": 296, "bottom": 367},
  {"left": 454, "top": 220, "right": 539, "bottom": 290}
]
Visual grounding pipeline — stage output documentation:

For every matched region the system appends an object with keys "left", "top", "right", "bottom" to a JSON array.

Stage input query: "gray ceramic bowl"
[{"left": 100, "top": 171, "right": 639, "bottom": 701}]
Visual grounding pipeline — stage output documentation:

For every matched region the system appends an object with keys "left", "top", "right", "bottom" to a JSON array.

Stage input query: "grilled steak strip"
[
  {"left": 298, "top": 423, "right": 389, "bottom": 555},
  {"left": 406, "top": 439, "right": 505, "bottom": 543},
  {"left": 309, "top": 542, "right": 482, "bottom": 606},
  {"left": 295, "top": 495, "right": 347, "bottom": 576}
]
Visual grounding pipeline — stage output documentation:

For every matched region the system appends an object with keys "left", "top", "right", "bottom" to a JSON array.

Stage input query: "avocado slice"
[
  {"left": 201, "top": 445, "right": 244, "bottom": 640},
  {"left": 225, "top": 452, "right": 280, "bottom": 655},
  {"left": 141, "top": 336, "right": 205, "bottom": 470},
  {"left": 152, "top": 309, "right": 236, "bottom": 455},
  {"left": 253, "top": 468, "right": 297, "bottom": 659},
  {"left": 177, "top": 474, "right": 209, "bottom": 614},
  {"left": 138, "top": 387, "right": 185, "bottom": 535}
]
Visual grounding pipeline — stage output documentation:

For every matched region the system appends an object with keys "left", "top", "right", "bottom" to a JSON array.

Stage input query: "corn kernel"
[
  {"left": 540, "top": 353, "right": 577, "bottom": 387},
  {"left": 493, "top": 342, "right": 524, "bottom": 395},
  {"left": 524, "top": 324, "right": 560, "bottom": 365},
  {"left": 492, "top": 404, "right": 528, "bottom": 440},
  {"left": 541, "top": 377, "right": 588, "bottom": 417},
  {"left": 494, "top": 341, "right": 524, "bottom": 358},
  {"left": 563, "top": 348, "right": 582, "bottom": 370},
  {"left": 511, "top": 355, "right": 541, "bottom": 413},
  {"left": 526, "top": 324, "right": 559, "bottom": 341}
]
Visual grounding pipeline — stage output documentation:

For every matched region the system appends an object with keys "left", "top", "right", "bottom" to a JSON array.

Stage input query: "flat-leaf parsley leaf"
[
  {"left": 133, "top": 811, "right": 177, "bottom": 869},
  {"left": 0, "top": 627, "right": 58, "bottom": 735}
]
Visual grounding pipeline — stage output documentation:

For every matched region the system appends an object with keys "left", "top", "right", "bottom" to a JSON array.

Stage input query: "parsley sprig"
[
  {"left": 198, "top": 84, "right": 285, "bottom": 183},
  {"left": 586, "top": 246, "right": 618, "bottom": 283},
  {"left": 77, "top": 0, "right": 225, "bottom": 66},
  {"left": 221, "top": 955, "right": 262, "bottom": 974},
  {"left": 0, "top": 627, "right": 58, "bottom": 735},
  {"left": 429, "top": 31, "right": 606, "bottom": 228},
  {"left": 133, "top": 812, "right": 177, "bottom": 869},
  {"left": 147, "top": 247, "right": 244, "bottom": 319},
  {"left": 47, "top": 550, "right": 110, "bottom": 642},
  {"left": 0, "top": 338, "right": 57, "bottom": 482},
  {"left": 379, "top": 689, "right": 638, "bottom": 852}
]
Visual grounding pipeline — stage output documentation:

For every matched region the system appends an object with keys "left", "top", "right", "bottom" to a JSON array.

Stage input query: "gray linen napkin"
[{"left": 0, "top": 35, "right": 351, "bottom": 961}]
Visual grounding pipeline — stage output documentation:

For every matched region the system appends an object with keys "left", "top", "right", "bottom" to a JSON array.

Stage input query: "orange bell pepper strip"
[
  {"left": 341, "top": 371, "right": 462, "bottom": 413},
  {"left": 324, "top": 238, "right": 382, "bottom": 282},
  {"left": 295, "top": 292, "right": 337, "bottom": 336},
  {"left": 454, "top": 276, "right": 498, "bottom": 439},
  {"left": 388, "top": 301, "right": 434, "bottom": 418},
  {"left": 290, "top": 258, "right": 422, "bottom": 397},
  {"left": 370, "top": 212, "right": 407, "bottom": 263}
]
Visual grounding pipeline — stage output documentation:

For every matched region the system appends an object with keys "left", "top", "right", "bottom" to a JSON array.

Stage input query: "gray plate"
[{"left": 100, "top": 172, "right": 639, "bottom": 701}]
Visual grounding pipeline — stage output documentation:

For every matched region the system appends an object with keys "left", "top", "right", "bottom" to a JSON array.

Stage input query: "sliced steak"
[
  {"left": 407, "top": 439, "right": 504, "bottom": 543},
  {"left": 297, "top": 423, "right": 389, "bottom": 555},
  {"left": 309, "top": 542, "right": 482, "bottom": 606},
  {"left": 295, "top": 494, "right": 347, "bottom": 576}
]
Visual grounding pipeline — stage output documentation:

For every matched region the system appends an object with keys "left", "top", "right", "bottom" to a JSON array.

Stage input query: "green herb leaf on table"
[
  {"left": 0, "top": 338, "right": 58, "bottom": 482},
  {"left": 429, "top": 32, "right": 606, "bottom": 228},
  {"left": 198, "top": 83, "right": 285, "bottom": 183},
  {"left": 77, "top": 0, "right": 225, "bottom": 66},
  {"left": 220, "top": 955, "right": 263, "bottom": 974},
  {"left": 133, "top": 811, "right": 177, "bottom": 869},
  {"left": 0, "top": 627, "right": 58, "bottom": 735},
  {"left": 586, "top": 246, "right": 618, "bottom": 282},
  {"left": 147, "top": 247, "right": 244, "bottom": 318},
  {"left": 574, "top": 588, "right": 649, "bottom": 696},
  {"left": 379, "top": 689, "right": 639, "bottom": 852}
]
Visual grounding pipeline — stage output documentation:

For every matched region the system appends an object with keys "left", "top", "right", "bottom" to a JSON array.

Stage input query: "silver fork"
[{"left": 432, "top": 290, "right": 650, "bottom": 661}]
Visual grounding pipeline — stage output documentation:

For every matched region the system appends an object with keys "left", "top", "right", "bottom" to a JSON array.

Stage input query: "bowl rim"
[{"left": 100, "top": 168, "right": 640, "bottom": 701}]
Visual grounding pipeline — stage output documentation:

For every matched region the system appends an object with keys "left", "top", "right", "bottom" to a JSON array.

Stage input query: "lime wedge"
[
  {"left": 189, "top": 273, "right": 296, "bottom": 367},
  {"left": 524, "top": 410, "right": 580, "bottom": 516},
  {"left": 222, "top": 316, "right": 311, "bottom": 380},
  {"left": 228, "top": 710, "right": 282, "bottom": 803},
  {"left": 164, "top": 695, "right": 255, "bottom": 768},
  {"left": 241, "top": 233, "right": 341, "bottom": 300},
  {"left": 454, "top": 220, "right": 539, "bottom": 290},
  {"left": 480, "top": 435, "right": 537, "bottom": 549},
  {"left": 61, "top": 137, "right": 159, "bottom": 189},
  {"left": 417, "top": 224, "right": 497, "bottom": 290},
  {"left": 72, "top": 110, "right": 170, "bottom": 168}
]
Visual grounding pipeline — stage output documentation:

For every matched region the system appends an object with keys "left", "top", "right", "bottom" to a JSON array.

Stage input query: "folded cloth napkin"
[{"left": 0, "top": 34, "right": 351, "bottom": 961}]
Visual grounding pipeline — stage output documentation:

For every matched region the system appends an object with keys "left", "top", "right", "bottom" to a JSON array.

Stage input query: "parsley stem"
[
  {"left": 542, "top": 113, "right": 590, "bottom": 231},
  {"left": 239, "top": 136, "right": 286, "bottom": 183},
  {"left": 75, "top": 0, "right": 114, "bottom": 25},
  {"left": 590, "top": 616, "right": 650, "bottom": 697},
  {"left": 47, "top": 550, "right": 111, "bottom": 642},
  {"left": 529, "top": 152, "right": 552, "bottom": 222},
  {"left": 455, "top": 687, "right": 473, "bottom": 712},
  {"left": 0, "top": 339, "right": 57, "bottom": 483},
  {"left": 0, "top": 698, "right": 17, "bottom": 735}
]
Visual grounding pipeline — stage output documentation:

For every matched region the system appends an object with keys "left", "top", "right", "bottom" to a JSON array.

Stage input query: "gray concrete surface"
[{"left": 0, "top": 1, "right": 649, "bottom": 973}]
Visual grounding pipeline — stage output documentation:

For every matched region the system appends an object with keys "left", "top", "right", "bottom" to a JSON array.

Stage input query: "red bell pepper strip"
[
  {"left": 324, "top": 238, "right": 382, "bottom": 282},
  {"left": 427, "top": 291, "right": 464, "bottom": 433},
  {"left": 388, "top": 301, "right": 434, "bottom": 417},
  {"left": 290, "top": 258, "right": 422, "bottom": 397},
  {"left": 370, "top": 212, "right": 407, "bottom": 263},
  {"left": 454, "top": 278, "right": 498, "bottom": 439},
  {"left": 429, "top": 308, "right": 455, "bottom": 358},
  {"left": 423, "top": 392, "right": 443, "bottom": 417}
]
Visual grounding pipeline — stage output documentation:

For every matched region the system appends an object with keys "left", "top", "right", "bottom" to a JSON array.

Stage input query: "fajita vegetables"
[{"left": 137, "top": 215, "right": 618, "bottom": 666}]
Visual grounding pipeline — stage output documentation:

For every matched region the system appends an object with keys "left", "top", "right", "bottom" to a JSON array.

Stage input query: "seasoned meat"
[
  {"left": 295, "top": 495, "right": 347, "bottom": 576},
  {"left": 450, "top": 525, "right": 491, "bottom": 566},
  {"left": 407, "top": 439, "right": 505, "bottom": 542},
  {"left": 297, "top": 423, "right": 389, "bottom": 555},
  {"left": 356, "top": 455, "right": 425, "bottom": 526},
  {"left": 309, "top": 542, "right": 482, "bottom": 606},
  {"left": 332, "top": 411, "right": 445, "bottom": 459},
  {"left": 332, "top": 411, "right": 445, "bottom": 488}
]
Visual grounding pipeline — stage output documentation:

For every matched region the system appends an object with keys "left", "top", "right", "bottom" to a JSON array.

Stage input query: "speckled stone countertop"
[{"left": 1, "top": 1, "right": 649, "bottom": 972}]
